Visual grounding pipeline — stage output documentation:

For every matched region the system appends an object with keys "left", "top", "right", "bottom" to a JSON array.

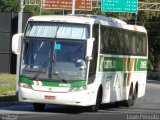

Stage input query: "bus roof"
[{"left": 28, "top": 15, "right": 147, "bottom": 33}]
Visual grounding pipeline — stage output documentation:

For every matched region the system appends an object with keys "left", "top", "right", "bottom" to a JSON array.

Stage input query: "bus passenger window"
[
  {"left": 139, "top": 38, "right": 143, "bottom": 55},
  {"left": 109, "top": 29, "right": 116, "bottom": 54},
  {"left": 105, "top": 30, "right": 111, "bottom": 53},
  {"left": 131, "top": 34, "right": 136, "bottom": 55},
  {"left": 125, "top": 33, "right": 131, "bottom": 54},
  {"left": 119, "top": 31, "right": 125, "bottom": 54},
  {"left": 101, "top": 27, "right": 107, "bottom": 54},
  {"left": 142, "top": 36, "right": 147, "bottom": 56},
  {"left": 136, "top": 34, "right": 142, "bottom": 55},
  {"left": 100, "top": 26, "right": 110, "bottom": 54},
  {"left": 116, "top": 31, "right": 120, "bottom": 54},
  {"left": 136, "top": 37, "right": 139, "bottom": 54}
]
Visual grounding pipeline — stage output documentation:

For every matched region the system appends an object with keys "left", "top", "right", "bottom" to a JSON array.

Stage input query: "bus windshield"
[{"left": 21, "top": 39, "right": 87, "bottom": 81}]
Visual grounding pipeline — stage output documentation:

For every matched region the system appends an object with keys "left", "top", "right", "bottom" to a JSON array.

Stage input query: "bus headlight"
[
  {"left": 69, "top": 86, "right": 87, "bottom": 92},
  {"left": 19, "top": 82, "right": 32, "bottom": 89}
]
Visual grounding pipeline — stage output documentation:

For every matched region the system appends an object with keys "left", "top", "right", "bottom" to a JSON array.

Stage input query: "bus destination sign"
[{"left": 42, "top": 0, "right": 92, "bottom": 11}]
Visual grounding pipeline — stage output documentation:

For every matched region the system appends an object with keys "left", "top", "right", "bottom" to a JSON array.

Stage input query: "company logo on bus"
[{"left": 104, "top": 60, "right": 116, "bottom": 69}]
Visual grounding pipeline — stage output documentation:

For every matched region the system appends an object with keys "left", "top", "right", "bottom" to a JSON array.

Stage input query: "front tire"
[
  {"left": 90, "top": 88, "right": 102, "bottom": 112},
  {"left": 33, "top": 103, "right": 45, "bottom": 111}
]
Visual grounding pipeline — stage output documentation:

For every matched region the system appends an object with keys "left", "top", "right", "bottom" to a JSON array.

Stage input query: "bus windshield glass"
[
  {"left": 21, "top": 39, "right": 87, "bottom": 81},
  {"left": 25, "top": 22, "right": 89, "bottom": 40}
]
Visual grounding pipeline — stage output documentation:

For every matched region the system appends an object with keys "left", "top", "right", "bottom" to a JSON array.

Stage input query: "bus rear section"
[{"left": 98, "top": 22, "right": 148, "bottom": 107}]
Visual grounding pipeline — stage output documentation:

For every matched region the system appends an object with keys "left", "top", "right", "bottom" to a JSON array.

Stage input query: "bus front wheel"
[
  {"left": 90, "top": 88, "right": 102, "bottom": 112},
  {"left": 33, "top": 103, "right": 45, "bottom": 111}
]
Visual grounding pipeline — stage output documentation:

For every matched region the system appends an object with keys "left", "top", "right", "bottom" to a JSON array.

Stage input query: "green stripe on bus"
[
  {"left": 42, "top": 80, "right": 86, "bottom": 87},
  {"left": 99, "top": 56, "right": 147, "bottom": 72},
  {"left": 134, "top": 58, "right": 147, "bottom": 71},
  {"left": 99, "top": 56, "right": 124, "bottom": 72},
  {"left": 19, "top": 77, "right": 86, "bottom": 87},
  {"left": 19, "top": 77, "right": 34, "bottom": 85}
]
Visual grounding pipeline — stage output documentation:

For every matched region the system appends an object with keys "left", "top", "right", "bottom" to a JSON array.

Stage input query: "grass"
[{"left": 0, "top": 74, "right": 17, "bottom": 102}]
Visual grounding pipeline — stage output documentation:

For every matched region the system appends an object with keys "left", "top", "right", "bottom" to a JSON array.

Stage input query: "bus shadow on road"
[
  {"left": 0, "top": 103, "right": 123, "bottom": 114},
  {"left": 1, "top": 102, "right": 153, "bottom": 114},
  {"left": 44, "top": 105, "right": 91, "bottom": 114},
  {"left": 43, "top": 103, "right": 125, "bottom": 114}
]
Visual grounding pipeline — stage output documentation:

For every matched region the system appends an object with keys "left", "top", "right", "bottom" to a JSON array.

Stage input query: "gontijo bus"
[{"left": 12, "top": 15, "right": 148, "bottom": 112}]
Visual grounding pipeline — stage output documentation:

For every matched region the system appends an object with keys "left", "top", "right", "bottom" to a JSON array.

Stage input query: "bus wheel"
[
  {"left": 133, "top": 83, "right": 138, "bottom": 99},
  {"left": 90, "top": 88, "right": 102, "bottom": 112},
  {"left": 124, "top": 85, "right": 134, "bottom": 107},
  {"left": 132, "top": 84, "right": 138, "bottom": 106},
  {"left": 33, "top": 103, "right": 45, "bottom": 111}
]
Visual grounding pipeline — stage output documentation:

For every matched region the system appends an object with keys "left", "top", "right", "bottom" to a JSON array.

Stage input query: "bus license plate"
[{"left": 44, "top": 95, "right": 56, "bottom": 100}]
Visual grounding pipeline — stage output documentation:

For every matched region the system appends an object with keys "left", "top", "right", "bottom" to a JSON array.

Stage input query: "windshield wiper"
[
  {"left": 61, "top": 79, "right": 68, "bottom": 83},
  {"left": 31, "top": 64, "right": 45, "bottom": 80},
  {"left": 32, "top": 72, "right": 40, "bottom": 80},
  {"left": 53, "top": 71, "right": 68, "bottom": 83}
]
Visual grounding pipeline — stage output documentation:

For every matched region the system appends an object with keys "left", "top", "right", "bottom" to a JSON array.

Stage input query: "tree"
[
  {"left": 145, "top": 16, "right": 160, "bottom": 71},
  {"left": 0, "top": 0, "right": 19, "bottom": 12},
  {"left": 0, "top": 0, "right": 160, "bottom": 71}
]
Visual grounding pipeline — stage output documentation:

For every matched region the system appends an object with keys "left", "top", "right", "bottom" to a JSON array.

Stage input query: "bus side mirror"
[
  {"left": 12, "top": 33, "right": 23, "bottom": 55},
  {"left": 86, "top": 38, "right": 95, "bottom": 61}
]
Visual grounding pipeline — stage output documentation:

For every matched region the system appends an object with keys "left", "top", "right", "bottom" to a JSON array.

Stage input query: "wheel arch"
[{"left": 96, "top": 84, "right": 103, "bottom": 103}]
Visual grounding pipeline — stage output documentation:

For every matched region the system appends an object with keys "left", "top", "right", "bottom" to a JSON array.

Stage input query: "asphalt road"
[{"left": 0, "top": 81, "right": 160, "bottom": 120}]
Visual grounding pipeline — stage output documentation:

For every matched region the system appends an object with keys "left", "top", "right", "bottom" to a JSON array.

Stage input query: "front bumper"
[{"left": 18, "top": 87, "right": 95, "bottom": 106}]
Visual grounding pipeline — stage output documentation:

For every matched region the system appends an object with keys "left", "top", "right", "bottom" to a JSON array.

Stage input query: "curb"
[
  {"left": 0, "top": 102, "right": 29, "bottom": 108},
  {"left": 0, "top": 102, "right": 19, "bottom": 107}
]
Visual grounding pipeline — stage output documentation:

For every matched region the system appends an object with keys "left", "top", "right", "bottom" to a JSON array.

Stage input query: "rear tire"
[
  {"left": 133, "top": 83, "right": 138, "bottom": 99},
  {"left": 132, "top": 84, "right": 138, "bottom": 106},
  {"left": 90, "top": 88, "right": 102, "bottom": 112},
  {"left": 33, "top": 103, "right": 45, "bottom": 111},
  {"left": 124, "top": 85, "right": 135, "bottom": 107}
]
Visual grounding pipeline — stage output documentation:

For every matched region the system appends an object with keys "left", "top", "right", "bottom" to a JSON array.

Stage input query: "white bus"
[{"left": 12, "top": 15, "right": 148, "bottom": 112}]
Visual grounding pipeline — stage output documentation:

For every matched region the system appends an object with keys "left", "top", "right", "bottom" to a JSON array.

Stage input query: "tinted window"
[{"left": 100, "top": 25, "right": 147, "bottom": 56}]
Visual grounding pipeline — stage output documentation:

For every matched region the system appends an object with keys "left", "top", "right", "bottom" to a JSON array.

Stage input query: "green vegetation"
[
  {"left": 0, "top": 0, "right": 160, "bottom": 71},
  {"left": 147, "top": 73, "right": 160, "bottom": 80},
  {"left": 0, "top": 74, "right": 16, "bottom": 95},
  {"left": 0, "top": 74, "right": 16, "bottom": 102}
]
